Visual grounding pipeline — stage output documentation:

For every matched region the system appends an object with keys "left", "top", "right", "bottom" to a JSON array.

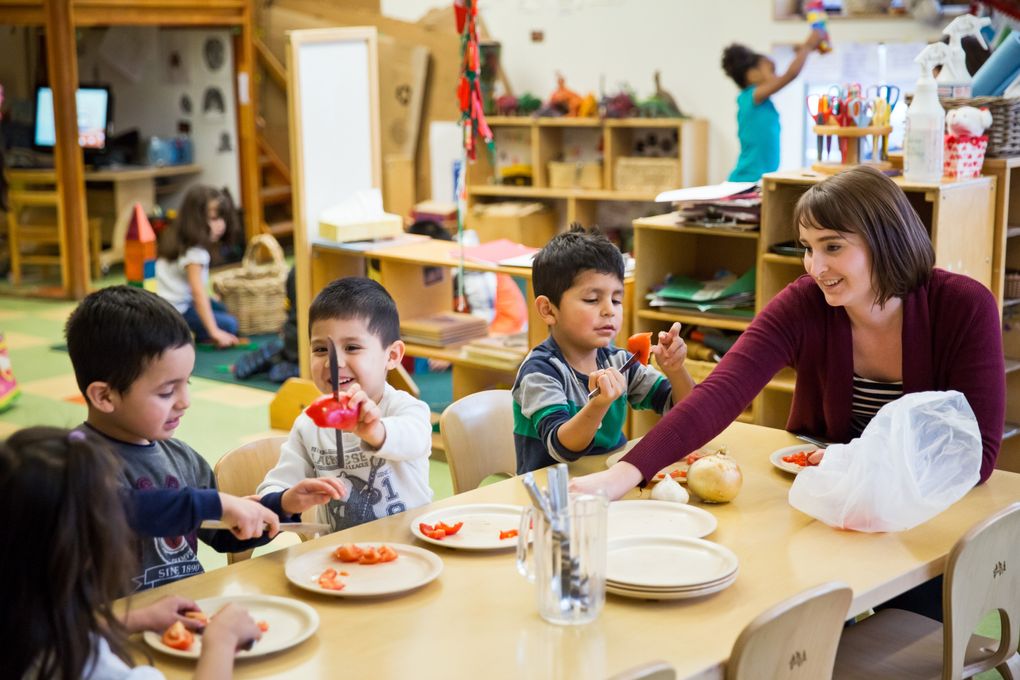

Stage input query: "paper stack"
[
  {"left": 647, "top": 268, "right": 756, "bottom": 318},
  {"left": 463, "top": 333, "right": 530, "bottom": 364},
  {"left": 401, "top": 312, "right": 490, "bottom": 347},
  {"left": 655, "top": 182, "right": 761, "bottom": 229}
]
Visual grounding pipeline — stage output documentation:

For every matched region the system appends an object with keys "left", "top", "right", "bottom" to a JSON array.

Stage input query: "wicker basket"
[
  {"left": 211, "top": 234, "right": 288, "bottom": 335},
  {"left": 548, "top": 161, "right": 603, "bottom": 189},
  {"left": 940, "top": 96, "right": 1020, "bottom": 157},
  {"left": 614, "top": 157, "right": 680, "bottom": 193}
]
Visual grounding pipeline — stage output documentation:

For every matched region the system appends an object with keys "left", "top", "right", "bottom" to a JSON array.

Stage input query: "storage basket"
[
  {"left": 940, "top": 96, "right": 1020, "bottom": 157},
  {"left": 614, "top": 157, "right": 680, "bottom": 193},
  {"left": 211, "top": 234, "right": 288, "bottom": 335},
  {"left": 1007, "top": 271, "right": 1020, "bottom": 300},
  {"left": 548, "top": 161, "right": 603, "bottom": 189}
]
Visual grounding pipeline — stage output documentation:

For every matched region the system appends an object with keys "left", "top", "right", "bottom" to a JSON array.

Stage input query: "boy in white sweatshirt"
[{"left": 258, "top": 277, "right": 433, "bottom": 531}]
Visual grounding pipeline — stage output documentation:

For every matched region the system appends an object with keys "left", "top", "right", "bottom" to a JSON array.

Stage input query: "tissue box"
[
  {"left": 943, "top": 134, "right": 989, "bottom": 180},
  {"left": 319, "top": 212, "right": 403, "bottom": 243}
]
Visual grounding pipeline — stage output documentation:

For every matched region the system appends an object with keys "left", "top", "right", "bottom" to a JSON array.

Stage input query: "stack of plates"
[{"left": 605, "top": 535, "right": 739, "bottom": 600}]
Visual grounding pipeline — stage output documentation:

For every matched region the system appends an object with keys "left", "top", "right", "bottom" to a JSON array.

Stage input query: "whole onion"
[{"left": 686, "top": 448, "right": 742, "bottom": 503}]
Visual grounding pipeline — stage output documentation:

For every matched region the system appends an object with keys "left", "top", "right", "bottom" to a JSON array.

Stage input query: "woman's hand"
[{"left": 568, "top": 461, "right": 643, "bottom": 501}]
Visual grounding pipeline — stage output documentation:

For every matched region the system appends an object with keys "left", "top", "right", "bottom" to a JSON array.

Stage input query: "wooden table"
[{"left": 128, "top": 422, "right": 1020, "bottom": 679}]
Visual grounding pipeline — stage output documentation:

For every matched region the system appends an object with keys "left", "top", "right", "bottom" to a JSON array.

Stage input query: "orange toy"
[{"left": 548, "top": 74, "right": 583, "bottom": 117}]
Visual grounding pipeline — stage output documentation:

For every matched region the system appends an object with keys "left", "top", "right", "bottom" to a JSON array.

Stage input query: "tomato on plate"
[
  {"left": 318, "top": 567, "right": 346, "bottom": 591},
  {"left": 257, "top": 620, "right": 269, "bottom": 633},
  {"left": 499, "top": 529, "right": 519, "bottom": 540},
  {"left": 183, "top": 611, "right": 208, "bottom": 625},
  {"left": 435, "top": 521, "right": 463, "bottom": 536},
  {"left": 377, "top": 545, "right": 399, "bottom": 562},
  {"left": 626, "top": 332, "right": 653, "bottom": 366},
  {"left": 418, "top": 523, "right": 448, "bottom": 540},
  {"left": 358, "top": 547, "right": 381, "bottom": 564},
  {"left": 333, "top": 543, "right": 364, "bottom": 563},
  {"left": 162, "top": 621, "right": 194, "bottom": 651},
  {"left": 304, "top": 394, "right": 360, "bottom": 430}
]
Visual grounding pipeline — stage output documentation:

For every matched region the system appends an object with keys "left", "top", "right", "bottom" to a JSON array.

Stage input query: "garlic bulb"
[{"left": 651, "top": 473, "right": 689, "bottom": 504}]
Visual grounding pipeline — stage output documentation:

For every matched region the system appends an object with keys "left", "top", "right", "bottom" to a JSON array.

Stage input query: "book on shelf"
[
  {"left": 647, "top": 268, "right": 755, "bottom": 316},
  {"left": 400, "top": 312, "right": 489, "bottom": 347}
]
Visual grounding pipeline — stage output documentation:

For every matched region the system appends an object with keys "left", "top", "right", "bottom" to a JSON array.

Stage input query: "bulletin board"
[{"left": 287, "top": 26, "right": 381, "bottom": 377}]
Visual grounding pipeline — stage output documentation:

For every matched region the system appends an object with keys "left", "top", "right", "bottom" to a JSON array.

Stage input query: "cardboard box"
[{"left": 468, "top": 201, "right": 557, "bottom": 248}]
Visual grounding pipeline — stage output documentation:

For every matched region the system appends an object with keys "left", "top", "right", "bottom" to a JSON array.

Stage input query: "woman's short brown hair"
[{"left": 793, "top": 166, "right": 934, "bottom": 306}]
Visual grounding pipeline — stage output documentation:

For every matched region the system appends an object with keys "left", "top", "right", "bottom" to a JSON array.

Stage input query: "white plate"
[
  {"left": 608, "top": 500, "right": 717, "bottom": 540},
  {"left": 285, "top": 542, "right": 442, "bottom": 597},
  {"left": 769, "top": 444, "right": 820, "bottom": 475},
  {"left": 411, "top": 504, "right": 526, "bottom": 551},
  {"left": 606, "top": 535, "right": 738, "bottom": 589},
  {"left": 606, "top": 574, "right": 737, "bottom": 600},
  {"left": 143, "top": 595, "right": 319, "bottom": 660}
]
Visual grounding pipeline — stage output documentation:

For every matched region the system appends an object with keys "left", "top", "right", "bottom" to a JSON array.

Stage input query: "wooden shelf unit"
[
  {"left": 465, "top": 117, "right": 708, "bottom": 239},
  {"left": 985, "top": 157, "right": 1020, "bottom": 473},
  {"left": 629, "top": 170, "right": 997, "bottom": 437}
]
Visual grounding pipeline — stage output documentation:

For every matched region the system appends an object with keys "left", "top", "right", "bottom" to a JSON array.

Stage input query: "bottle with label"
[
  {"left": 937, "top": 14, "right": 992, "bottom": 99},
  {"left": 905, "top": 43, "right": 949, "bottom": 184}
]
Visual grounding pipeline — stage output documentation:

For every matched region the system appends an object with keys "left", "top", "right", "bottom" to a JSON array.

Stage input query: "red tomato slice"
[
  {"left": 183, "top": 611, "right": 208, "bottom": 625},
  {"left": 333, "top": 543, "right": 364, "bottom": 563},
  {"left": 358, "top": 547, "right": 381, "bottom": 564},
  {"left": 499, "top": 529, "right": 519, "bottom": 540},
  {"left": 436, "top": 521, "right": 463, "bottom": 535},
  {"left": 317, "top": 567, "right": 346, "bottom": 591},
  {"left": 304, "top": 394, "right": 360, "bottom": 430},
  {"left": 162, "top": 621, "right": 194, "bottom": 651},
  {"left": 257, "top": 620, "right": 269, "bottom": 632},
  {"left": 626, "top": 332, "right": 653, "bottom": 366},
  {"left": 377, "top": 545, "right": 399, "bottom": 562}
]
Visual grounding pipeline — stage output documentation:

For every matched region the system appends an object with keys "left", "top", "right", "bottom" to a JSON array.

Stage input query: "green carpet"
[{"left": 52, "top": 334, "right": 284, "bottom": 393}]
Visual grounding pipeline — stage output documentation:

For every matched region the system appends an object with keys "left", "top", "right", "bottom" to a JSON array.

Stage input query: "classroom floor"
[{"left": 0, "top": 286, "right": 455, "bottom": 572}]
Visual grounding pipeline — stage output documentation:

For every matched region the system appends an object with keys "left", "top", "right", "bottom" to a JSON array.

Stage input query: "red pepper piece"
[
  {"left": 304, "top": 394, "right": 360, "bottom": 430},
  {"left": 626, "top": 332, "right": 653, "bottom": 365}
]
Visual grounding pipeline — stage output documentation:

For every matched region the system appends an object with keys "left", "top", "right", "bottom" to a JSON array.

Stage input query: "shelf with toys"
[
  {"left": 627, "top": 169, "right": 996, "bottom": 437},
  {"left": 464, "top": 114, "right": 709, "bottom": 248}
]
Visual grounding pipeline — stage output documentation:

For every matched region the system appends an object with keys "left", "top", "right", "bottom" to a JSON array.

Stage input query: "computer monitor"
[{"left": 33, "top": 85, "right": 111, "bottom": 151}]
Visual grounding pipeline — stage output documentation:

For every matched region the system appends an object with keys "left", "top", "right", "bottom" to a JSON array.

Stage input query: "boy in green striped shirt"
[{"left": 512, "top": 225, "right": 694, "bottom": 473}]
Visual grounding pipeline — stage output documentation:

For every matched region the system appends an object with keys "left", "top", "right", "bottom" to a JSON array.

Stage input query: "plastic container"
[
  {"left": 937, "top": 15, "right": 991, "bottom": 99},
  {"left": 905, "top": 43, "right": 948, "bottom": 184}
]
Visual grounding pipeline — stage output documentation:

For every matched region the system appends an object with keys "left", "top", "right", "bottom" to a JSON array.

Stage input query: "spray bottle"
[
  {"left": 905, "top": 43, "right": 949, "bottom": 184},
  {"left": 937, "top": 14, "right": 992, "bottom": 98}
]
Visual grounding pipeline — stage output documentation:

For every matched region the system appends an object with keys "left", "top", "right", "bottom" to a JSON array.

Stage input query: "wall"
[
  {"left": 77, "top": 27, "right": 239, "bottom": 208},
  {"left": 382, "top": 0, "right": 947, "bottom": 182}
]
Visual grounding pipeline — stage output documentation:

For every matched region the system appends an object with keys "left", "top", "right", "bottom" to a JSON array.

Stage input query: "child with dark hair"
[
  {"left": 722, "top": 31, "right": 823, "bottom": 181},
  {"left": 258, "top": 276, "right": 433, "bottom": 532},
  {"left": 156, "top": 184, "right": 240, "bottom": 348},
  {"left": 65, "top": 285, "right": 343, "bottom": 591},
  {"left": 1, "top": 425, "right": 263, "bottom": 680},
  {"left": 512, "top": 225, "right": 694, "bottom": 473}
]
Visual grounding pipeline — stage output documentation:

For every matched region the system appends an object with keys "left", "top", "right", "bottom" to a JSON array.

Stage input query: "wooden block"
[
  {"left": 269, "top": 377, "right": 323, "bottom": 431},
  {"left": 383, "top": 155, "right": 416, "bottom": 219}
]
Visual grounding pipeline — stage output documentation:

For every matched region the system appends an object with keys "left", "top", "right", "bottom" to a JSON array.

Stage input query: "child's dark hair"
[
  {"left": 309, "top": 277, "right": 401, "bottom": 346},
  {"left": 1, "top": 426, "right": 139, "bottom": 680},
  {"left": 532, "top": 223, "right": 624, "bottom": 306},
  {"left": 722, "top": 43, "right": 763, "bottom": 89},
  {"left": 157, "top": 184, "right": 229, "bottom": 261},
  {"left": 65, "top": 285, "right": 193, "bottom": 396}
]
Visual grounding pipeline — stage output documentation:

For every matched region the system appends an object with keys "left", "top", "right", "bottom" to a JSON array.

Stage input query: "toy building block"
[{"left": 125, "top": 203, "right": 157, "bottom": 290}]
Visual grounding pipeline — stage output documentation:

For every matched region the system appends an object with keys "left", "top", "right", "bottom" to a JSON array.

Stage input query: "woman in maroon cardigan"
[{"left": 572, "top": 166, "right": 1005, "bottom": 501}]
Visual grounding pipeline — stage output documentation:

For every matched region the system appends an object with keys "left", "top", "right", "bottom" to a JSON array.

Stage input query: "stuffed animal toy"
[{"left": 946, "top": 106, "right": 993, "bottom": 137}]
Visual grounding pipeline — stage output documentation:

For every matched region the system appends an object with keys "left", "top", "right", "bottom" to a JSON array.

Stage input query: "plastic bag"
[{"left": 788, "top": 391, "right": 981, "bottom": 532}]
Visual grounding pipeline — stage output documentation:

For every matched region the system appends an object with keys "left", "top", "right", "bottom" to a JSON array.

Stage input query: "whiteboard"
[{"left": 287, "top": 27, "right": 381, "bottom": 246}]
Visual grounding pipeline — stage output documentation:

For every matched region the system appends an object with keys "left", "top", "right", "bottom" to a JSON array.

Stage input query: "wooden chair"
[
  {"left": 608, "top": 661, "right": 676, "bottom": 680},
  {"left": 212, "top": 435, "right": 287, "bottom": 564},
  {"left": 439, "top": 389, "right": 516, "bottom": 494},
  {"left": 832, "top": 502, "right": 1020, "bottom": 680},
  {"left": 5, "top": 169, "right": 102, "bottom": 286},
  {"left": 726, "top": 582, "right": 853, "bottom": 680}
]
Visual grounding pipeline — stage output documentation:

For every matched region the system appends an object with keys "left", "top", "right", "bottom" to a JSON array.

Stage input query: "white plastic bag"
[{"left": 788, "top": 391, "right": 982, "bottom": 532}]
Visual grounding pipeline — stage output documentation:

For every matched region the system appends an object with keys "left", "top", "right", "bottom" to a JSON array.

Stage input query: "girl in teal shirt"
[{"left": 723, "top": 31, "right": 824, "bottom": 182}]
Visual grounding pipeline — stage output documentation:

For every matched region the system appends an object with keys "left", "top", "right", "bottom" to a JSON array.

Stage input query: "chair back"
[
  {"left": 439, "top": 389, "right": 516, "bottom": 494},
  {"left": 725, "top": 582, "right": 852, "bottom": 680},
  {"left": 944, "top": 502, "right": 1020, "bottom": 678},
  {"left": 608, "top": 660, "right": 676, "bottom": 680},
  {"left": 5, "top": 169, "right": 65, "bottom": 287},
  {"left": 213, "top": 436, "right": 287, "bottom": 563}
]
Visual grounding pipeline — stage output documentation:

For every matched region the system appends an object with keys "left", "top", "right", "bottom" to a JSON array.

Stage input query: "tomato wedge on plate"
[{"left": 162, "top": 621, "right": 194, "bottom": 651}]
